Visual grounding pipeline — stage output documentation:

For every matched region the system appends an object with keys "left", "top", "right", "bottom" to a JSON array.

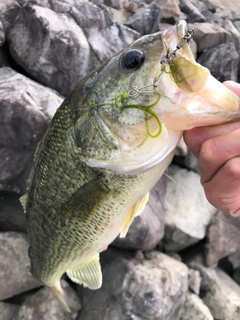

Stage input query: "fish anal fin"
[
  {"left": 120, "top": 192, "right": 149, "bottom": 238},
  {"left": 51, "top": 281, "right": 71, "bottom": 313},
  {"left": 19, "top": 193, "right": 28, "bottom": 214},
  {"left": 67, "top": 254, "right": 102, "bottom": 290}
]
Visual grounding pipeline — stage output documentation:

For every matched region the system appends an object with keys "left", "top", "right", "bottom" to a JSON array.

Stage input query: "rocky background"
[{"left": 0, "top": 0, "right": 240, "bottom": 319}]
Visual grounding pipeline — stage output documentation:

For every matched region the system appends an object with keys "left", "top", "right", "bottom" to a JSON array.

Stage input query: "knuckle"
[
  {"left": 199, "top": 138, "right": 220, "bottom": 164},
  {"left": 224, "top": 158, "right": 240, "bottom": 177}
]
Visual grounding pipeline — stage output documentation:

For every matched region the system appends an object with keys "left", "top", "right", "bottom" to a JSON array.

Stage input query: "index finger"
[{"left": 184, "top": 121, "right": 240, "bottom": 158}]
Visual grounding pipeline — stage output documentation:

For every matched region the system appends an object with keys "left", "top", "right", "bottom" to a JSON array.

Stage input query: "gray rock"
[
  {"left": 228, "top": 250, "right": 240, "bottom": 269},
  {"left": 14, "top": 280, "right": 81, "bottom": 320},
  {"left": 179, "top": 292, "right": 214, "bottom": 320},
  {"left": 0, "top": 232, "right": 41, "bottom": 300},
  {"left": 186, "top": 256, "right": 217, "bottom": 292},
  {"left": 113, "top": 177, "right": 166, "bottom": 251},
  {"left": 163, "top": 165, "right": 217, "bottom": 252},
  {"left": 156, "top": 0, "right": 181, "bottom": 23},
  {"left": 0, "top": 67, "right": 63, "bottom": 194},
  {"left": 78, "top": 248, "right": 189, "bottom": 320},
  {"left": 188, "top": 22, "right": 231, "bottom": 52},
  {"left": 188, "top": 268, "right": 202, "bottom": 295},
  {"left": 0, "top": 192, "right": 26, "bottom": 232},
  {"left": 6, "top": 1, "right": 139, "bottom": 96},
  {"left": 179, "top": 0, "right": 206, "bottom": 23},
  {"left": 234, "top": 20, "right": 240, "bottom": 32},
  {"left": 104, "top": 0, "right": 129, "bottom": 9},
  {"left": 0, "top": 301, "right": 19, "bottom": 320},
  {"left": 0, "top": 19, "right": 4, "bottom": 45},
  {"left": 197, "top": 42, "right": 239, "bottom": 82},
  {"left": 125, "top": 2, "right": 161, "bottom": 35},
  {"left": 201, "top": 268, "right": 240, "bottom": 320},
  {"left": 0, "top": 0, "right": 20, "bottom": 32},
  {"left": 206, "top": 211, "right": 240, "bottom": 266},
  {"left": 224, "top": 19, "right": 240, "bottom": 50}
]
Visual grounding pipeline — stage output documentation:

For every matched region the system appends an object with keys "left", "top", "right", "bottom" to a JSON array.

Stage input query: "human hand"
[{"left": 184, "top": 81, "right": 240, "bottom": 217}]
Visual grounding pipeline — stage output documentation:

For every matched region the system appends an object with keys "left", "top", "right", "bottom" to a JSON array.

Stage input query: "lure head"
[{"left": 71, "top": 21, "right": 240, "bottom": 174}]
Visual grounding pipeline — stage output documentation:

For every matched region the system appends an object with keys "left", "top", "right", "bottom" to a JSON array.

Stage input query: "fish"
[{"left": 20, "top": 20, "right": 240, "bottom": 312}]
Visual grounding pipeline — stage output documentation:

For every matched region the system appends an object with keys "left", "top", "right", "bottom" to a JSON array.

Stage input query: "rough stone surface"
[
  {"left": 163, "top": 165, "right": 217, "bottom": 252},
  {"left": 188, "top": 22, "right": 231, "bottom": 51},
  {"left": 201, "top": 268, "right": 240, "bottom": 320},
  {"left": 6, "top": 0, "right": 139, "bottom": 96},
  {"left": 179, "top": 0, "right": 206, "bottom": 23},
  {"left": 125, "top": 2, "right": 161, "bottom": 35},
  {"left": 179, "top": 292, "right": 214, "bottom": 320},
  {"left": 77, "top": 248, "right": 189, "bottom": 320},
  {"left": 0, "top": 192, "right": 26, "bottom": 232},
  {"left": 14, "top": 280, "right": 81, "bottom": 320},
  {"left": 113, "top": 177, "right": 166, "bottom": 251},
  {"left": 206, "top": 211, "right": 240, "bottom": 266},
  {"left": 0, "top": 67, "right": 63, "bottom": 194},
  {"left": 0, "top": 232, "right": 41, "bottom": 300},
  {"left": 0, "top": 301, "right": 19, "bottom": 320},
  {"left": 197, "top": 42, "right": 239, "bottom": 82},
  {"left": 156, "top": 0, "right": 181, "bottom": 23},
  {"left": 188, "top": 268, "right": 201, "bottom": 295}
]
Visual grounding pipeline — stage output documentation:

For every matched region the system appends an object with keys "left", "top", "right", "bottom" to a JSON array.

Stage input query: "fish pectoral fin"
[
  {"left": 51, "top": 281, "right": 71, "bottom": 313},
  {"left": 19, "top": 193, "right": 28, "bottom": 214},
  {"left": 120, "top": 192, "right": 149, "bottom": 238},
  {"left": 66, "top": 254, "right": 102, "bottom": 289},
  {"left": 61, "top": 178, "right": 111, "bottom": 220}
]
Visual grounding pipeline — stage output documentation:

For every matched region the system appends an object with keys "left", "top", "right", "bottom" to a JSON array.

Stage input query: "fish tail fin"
[{"left": 51, "top": 281, "right": 71, "bottom": 313}]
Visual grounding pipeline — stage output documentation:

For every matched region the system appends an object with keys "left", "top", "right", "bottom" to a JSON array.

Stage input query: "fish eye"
[{"left": 121, "top": 50, "right": 145, "bottom": 70}]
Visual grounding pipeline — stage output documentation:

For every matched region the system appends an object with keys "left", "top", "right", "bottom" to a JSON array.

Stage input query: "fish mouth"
[{"left": 153, "top": 21, "right": 240, "bottom": 131}]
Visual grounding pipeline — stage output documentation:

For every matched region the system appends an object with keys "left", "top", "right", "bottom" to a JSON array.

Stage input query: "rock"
[
  {"left": 125, "top": 2, "right": 161, "bottom": 35},
  {"left": 0, "top": 67, "right": 63, "bottom": 194},
  {"left": 104, "top": 0, "right": 129, "bottom": 10},
  {"left": 188, "top": 22, "right": 231, "bottom": 52},
  {"left": 233, "top": 268, "right": 240, "bottom": 286},
  {"left": 77, "top": 248, "right": 189, "bottom": 320},
  {"left": 206, "top": 211, "right": 240, "bottom": 266},
  {"left": 224, "top": 19, "right": 240, "bottom": 50},
  {"left": 179, "top": 292, "right": 214, "bottom": 320},
  {"left": 0, "top": 192, "right": 26, "bottom": 232},
  {"left": 0, "top": 0, "right": 20, "bottom": 32},
  {"left": 228, "top": 250, "right": 240, "bottom": 270},
  {"left": 156, "top": 0, "right": 181, "bottom": 23},
  {"left": 14, "top": 280, "right": 81, "bottom": 320},
  {"left": 7, "top": 3, "right": 91, "bottom": 96},
  {"left": 0, "top": 19, "right": 4, "bottom": 45},
  {"left": 113, "top": 177, "right": 166, "bottom": 251},
  {"left": 209, "top": 0, "right": 240, "bottom": 16},
  {"left": 201, "top": 268, "right": 240, "bottom": 320},
  {"left": 186, "top": 254, "right": 217, "bottom": 292},
  {"left": 234, "top": 20, "right": 240, "bottom": 32},
  {"left": 179, "top": 0, "right": 206, "bottom": 23},
  {"left": 0, "top": 232, "right": 41, "bottom": 300},
  {"left": 0, "top": 301, "right": 19, "bottom": 320},
  {"left": 163, "top": 165, "right": 217, "bottom": 252},
  {"left": 188, "top": 269, "right": 202, "bottom": 295},
  {"left": 197, "top": 42, "right": 239, "bottom": 82},
  {"left": 6, "top": 1, "right": 139, "bottom": 96}
]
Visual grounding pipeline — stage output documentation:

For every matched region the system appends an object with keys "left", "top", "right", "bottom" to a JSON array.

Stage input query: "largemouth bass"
[{"left": 20, "top": 20, "right": 240, "bottom": 311}]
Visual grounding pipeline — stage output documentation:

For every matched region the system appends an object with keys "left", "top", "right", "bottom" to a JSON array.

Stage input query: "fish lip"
[{"left": 176, "top": 20, "right": 187, "bottom": 39}]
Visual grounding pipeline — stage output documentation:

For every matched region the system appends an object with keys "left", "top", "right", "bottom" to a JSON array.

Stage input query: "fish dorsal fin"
[
  {"left": 66, "top": 254, "right": 102, "bottom": 289},
  {"left": 19, "top": 193, "right": 28, "bottom": 214},
  {"left": 120, "top": 192, "right": 149, "bottom": 238},
  {"left": 51, "top": 281, "right": 71, "bottom": 313}
]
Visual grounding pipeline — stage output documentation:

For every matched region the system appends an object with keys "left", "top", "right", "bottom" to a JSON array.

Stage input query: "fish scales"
[{"left": 21, "top": 21, "right": 240, "bottom": 311}]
